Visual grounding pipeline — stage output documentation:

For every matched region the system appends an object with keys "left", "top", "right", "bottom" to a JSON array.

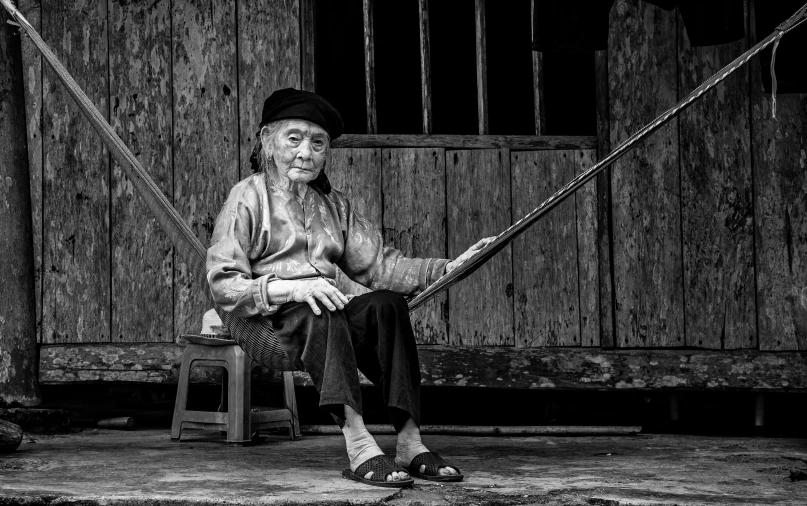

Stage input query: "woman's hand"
[
  {"left": 291, "top": 278, "right": 350, "bottom": 315},
  {"left": 445, "top": 236, "right": 496, "bottom": 274}
]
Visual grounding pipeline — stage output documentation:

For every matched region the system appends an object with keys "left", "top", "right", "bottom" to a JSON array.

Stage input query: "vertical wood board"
[
  {"left": 41, "top": 0, "right": 110, "bottom": 343},
  {"left": 594, "top": 49, "right": 614, "bottom": 348},
  {"left": 328, "top": 148, "right": 381, "bottom": 299},
  {"left": 678, "top": 6, "right": 756, "bottom": 349},
  {"left": 511, "top": 150, "right": 579, "bottom": 347},
  {"left": 608, "top": 0, "right": 684, "bottom": 347},
  {"left": 575, "top": 150, "right": 600, "bottom": 347},
  {"left": 447, "top": 149, "right": 513, "bottom": 346},
  {"left": 238, "top": 0, "right": 300, "bottom": 179},
  {"left": 108, "top": 0, "right": 173, "bottom": 343},
  {"left": 19, "top": 0, "right": 42, "bottom": 343},
  {"left": 382, "top": 148, "right": 448, "bottom": 344},
  {"left": 172, "top": 0, "right": 239, "bottom": 336},
  {"left": 751, "top": 6, "right": 807, "bottom": 351}
]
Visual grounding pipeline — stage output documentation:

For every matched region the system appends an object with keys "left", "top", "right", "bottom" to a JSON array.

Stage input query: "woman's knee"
[{"left": 368, "top": 290, "right": 408, "bottom": 312}]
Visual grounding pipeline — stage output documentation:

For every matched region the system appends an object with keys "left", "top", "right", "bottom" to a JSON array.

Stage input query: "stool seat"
[{"left": 171, "top": 334, "right": 300, "bottom": 446}]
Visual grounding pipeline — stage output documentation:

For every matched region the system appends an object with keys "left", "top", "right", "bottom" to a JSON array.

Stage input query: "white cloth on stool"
[{"left": 201, "top": 308, "right": 231, "bottom": 336}]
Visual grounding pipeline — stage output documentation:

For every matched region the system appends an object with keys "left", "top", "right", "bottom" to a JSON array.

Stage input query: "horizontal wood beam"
[
  {"left": 39, "top": 343, "right": 807, "bottom": 391},
  {"left": 331, "top": 134, "right": 597, "bottom": 150}
]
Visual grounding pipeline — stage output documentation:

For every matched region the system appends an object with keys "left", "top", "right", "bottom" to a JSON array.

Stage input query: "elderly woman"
[{"left": 206, "top": 88, "right": 491, "bottom": 487}]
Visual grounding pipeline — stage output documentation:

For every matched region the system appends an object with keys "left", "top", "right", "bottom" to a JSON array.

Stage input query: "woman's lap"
[{"left": 269, "top": 289, "right": 421, "bottom": 426}]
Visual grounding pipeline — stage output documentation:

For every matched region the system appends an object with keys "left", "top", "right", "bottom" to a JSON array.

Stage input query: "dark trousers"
[{"left": 270, "top": 290, "right": 421, "bottom": 430}]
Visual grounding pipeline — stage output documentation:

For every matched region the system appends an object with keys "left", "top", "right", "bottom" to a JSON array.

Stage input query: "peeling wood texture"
[
  {"left": 594, "top": 49, "right": 614, "bottom": 348},
  {"left": 608, "top": 0, "right": 683, "bottom": 347},
  {"left": 418, "top": 0, "right": 432, "bottom": 134},
  {"left": 512, "top": 151, "right": 580, "bottom": 347},
  {"left": 751, "top": 23, "right": 807, "bottom": 351},
  {"left": 237, "top": 0, "right": 300, "bottom": 179},
  {"left": 332, "top": 134, "right": 597, "bottom": 150},
  {"left": 328, "top": 148, "right": 381, "bottom": 298},
  {"left": 383, "top": 148, "right": 447, "bottom": 344},
  {"left": 447, "top": 150, "right": 514, "bottom": 346},
  {"left": 678, "top": 4, "right": 755, "bottom": 350},
  {"left": 18, "top": 0, "right": 43, "bottom": 344},
  {"left": 299, "top": 0, "right": 316, "bottom": 93},
  {"left": 108, "top": 0, "right": 173, "bottom": 343},
  {"left": 575, "top": 150, "right": 600, "bottom": 347},
  {"left": 172, "top": 0, "right": 239, "bottom": 337},
  {"left": 41, "top": 0, "right": 110, "bottom": 343},
  {"left": 0, "top": 10, "right": 40, "bottom": 405},
  {"left": 38, "top": 343, "right": 807, "bottom": 391}
]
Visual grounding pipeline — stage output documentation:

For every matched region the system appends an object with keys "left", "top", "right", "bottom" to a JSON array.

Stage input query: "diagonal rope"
[
  {"left": 1, "top": 0, "right": 286, "bottom": 365},
  {"left": 407, "top": 1, "right": 807, "bottom": 311}
]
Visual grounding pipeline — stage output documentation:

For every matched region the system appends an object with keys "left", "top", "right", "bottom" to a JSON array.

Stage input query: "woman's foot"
[
  {"left": 394, "top": 418, "right": 460, "bottom": 478},
  {"left": 343, "top": 406, "right": 409, "bottom": 482}
]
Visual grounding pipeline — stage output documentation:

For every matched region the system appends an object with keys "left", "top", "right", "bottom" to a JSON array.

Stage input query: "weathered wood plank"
[
  {"left": 383, "top": 148, "right": 448, "bottom": 344},
  {"left": 108, "top": 0, "right": 173, "bottom": 343},
  {"left": 362, "top": 0, "right": 377, "bottom": 134},
  {"left": 678, "top": 4, "right": 755, "bottom": 350},
  {"left": 530, "top": 0, "right": 545, "bottom": 135},
  {"left": 474, "top": 0, "right": 488, "bottom": 135},
  {"left": 418, "top": 0, "right": 432, "bottom": 134},
  {"left": 575, "top": 150, "right": 600, "bottom": 346},
  {"left": 299, "top": 0, "right": 316, "bottom": 93},
  {"left": 39, "top": 343, "right": 807, "bottom": 391},
  {"left": 238, "top": 0, "right": 300, "bottom": 179},
  {"left": 17, "top": 0, "right": 43, "bottom": 343},
  {"left": 327, "top": 148, "right": 381, "bottom": 298},
  {"left": 447, "top": 149, "right": 513, "bottom": 346},
  {"left": 172, "top": 0, "right": 239, "bottom": 336},
  {"left": 41, "top": 0, "right": 110, "bottom": 343},
  {"left": 18, "top": 0, "right": 42, "bottom": 343},
  {"left": 594, "top": 49, "right": 614, "bottom": 348},
  {"left": 751, "top": 9, "right": 807, "bottom": 351},
  {"left": 512, "top": 151, "right": 579, "bottom": 347},
  {"left": 609, "top": 0, "right": 683, "bottom": 347},
  {"left": 332, "top": 134, "right": 597, "bottom": 150},
  {"left": 0, "top": 7, "right": 40, "bottom": 406}
]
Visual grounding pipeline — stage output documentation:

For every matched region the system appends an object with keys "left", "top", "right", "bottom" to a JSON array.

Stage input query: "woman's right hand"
[{"left": 291, "top": 278, "right": 350, "bottom": 315}]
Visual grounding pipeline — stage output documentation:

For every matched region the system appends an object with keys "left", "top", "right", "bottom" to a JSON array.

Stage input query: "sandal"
[
  {"left": 406, "top": 452, "right": 463, "bottom": 482},
  {"left": 342, "top": 455, "right": 415, "bottom": 488}
]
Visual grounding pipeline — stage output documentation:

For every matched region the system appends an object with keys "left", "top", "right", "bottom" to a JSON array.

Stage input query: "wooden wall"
[{"left": 18, "top": 0, "right": 807, "bottom": 357}]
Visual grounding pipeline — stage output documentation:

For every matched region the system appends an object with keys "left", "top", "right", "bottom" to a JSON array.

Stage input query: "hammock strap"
[
  {"left": 408, "top": 2, "right": 807, "bottom": 311},
  {"left": 1, "top": 0, "right": 285, "bottom": 365}
]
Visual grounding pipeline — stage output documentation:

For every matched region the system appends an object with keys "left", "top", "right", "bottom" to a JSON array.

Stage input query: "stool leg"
[
  {"left": 226, "top": 350, "right": 252, "bottom": 446},
  {"left": 283, "top": 371, "right": 301, "bottom": 440},
  {"left": 171, "top": 352, "right": 194, "bottom": 441}
]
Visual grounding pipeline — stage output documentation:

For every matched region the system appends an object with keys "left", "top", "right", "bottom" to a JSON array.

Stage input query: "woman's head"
[
  {"left": 249, "top": 88, "right": 344, "bottom": 191},
  {"left": 258, "top": 118, "right": 330, "bottom": 184}
]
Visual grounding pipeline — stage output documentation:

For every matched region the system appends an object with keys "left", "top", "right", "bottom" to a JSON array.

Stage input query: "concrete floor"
[{"left": 1, "top": 429, "right": 806, "bottom": 506}]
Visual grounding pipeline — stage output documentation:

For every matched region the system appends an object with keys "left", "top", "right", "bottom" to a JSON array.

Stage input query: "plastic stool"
[{"left": 170, "top": 334, "right": 300, "bottom": 445}]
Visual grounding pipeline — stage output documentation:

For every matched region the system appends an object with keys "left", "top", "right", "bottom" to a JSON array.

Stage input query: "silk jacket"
[{"left": 206, "top": 172, "right": 449, "bottom": 317}]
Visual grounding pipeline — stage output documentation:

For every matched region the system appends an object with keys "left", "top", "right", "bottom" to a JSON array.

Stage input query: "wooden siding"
[
  {"left": 19, "top": 0, "right": 807, "bottom": 366},
  {"left": 678, "top": 1, "right": 756, "bottom": 349},
  {"left": 608, "top": 0, "right": 684, "bottom": 348},
  {"left": 41, "top": 0, "right": 110, "bottom": 343},
  {"left": 108, "top": 0, "right": 173, "bottom": 343}
]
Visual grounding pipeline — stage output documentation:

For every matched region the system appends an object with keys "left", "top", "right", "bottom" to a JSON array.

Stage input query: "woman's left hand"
[{"left": 445, "top": 236, "right": 496, "bottom": 274}]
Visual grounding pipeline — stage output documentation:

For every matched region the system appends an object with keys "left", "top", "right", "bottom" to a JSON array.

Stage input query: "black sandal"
[
  {"left": 406, "top": 452, "right": 463, "bottom": 482},
  {"left": 342, "top": 455, "right": 415, "bottom": 488}
]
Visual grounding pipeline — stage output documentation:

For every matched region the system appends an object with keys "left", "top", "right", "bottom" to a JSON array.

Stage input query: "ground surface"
[{"left": 0, "top": 429, "right": 806, "bottom": 505}]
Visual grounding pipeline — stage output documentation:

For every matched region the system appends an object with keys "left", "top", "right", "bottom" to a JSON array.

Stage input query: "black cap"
[{"left": 259, "top": 88, "right": 344, "bottom": 140}]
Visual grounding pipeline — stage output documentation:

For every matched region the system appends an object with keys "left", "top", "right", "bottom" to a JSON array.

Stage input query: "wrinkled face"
[{"left": 262, "top": 119, "right": 329, "bottom": 184}]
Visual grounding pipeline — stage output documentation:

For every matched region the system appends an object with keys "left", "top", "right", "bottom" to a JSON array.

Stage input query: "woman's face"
[{"left": 263, "top": 119, "right": 329, "bottom": 184}]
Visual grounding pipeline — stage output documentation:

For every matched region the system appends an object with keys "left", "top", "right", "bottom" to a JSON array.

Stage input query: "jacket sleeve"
[
  {"left": 336, "top": 195, "right": 449, "bottom": 296},
  {"left": 206, "top": 183, "right": 280, "bottom": 317}
]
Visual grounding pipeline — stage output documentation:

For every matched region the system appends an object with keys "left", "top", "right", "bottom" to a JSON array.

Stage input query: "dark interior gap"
[
  {"left": 372, "top": 1, "right": 422, "bottom": 134},
  {"left": 314, "top": 0, "right": 367, "bottom": 134}
]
